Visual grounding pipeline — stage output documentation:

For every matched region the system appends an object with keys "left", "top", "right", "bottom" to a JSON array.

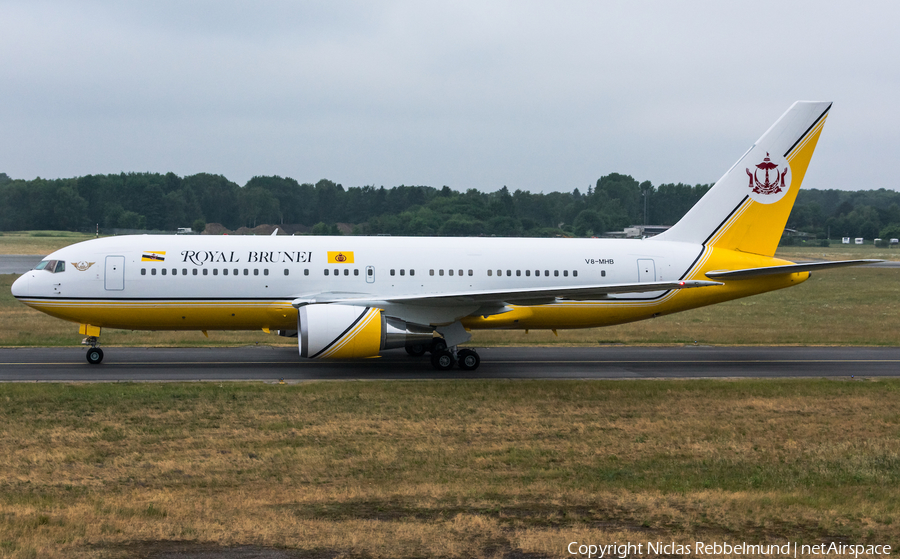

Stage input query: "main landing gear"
[
  {"left": 83, "top": 336, "right": 103, "bottom": 365},
  {"left": 417, "top": 339, "right": 480, "bottom": 371}
]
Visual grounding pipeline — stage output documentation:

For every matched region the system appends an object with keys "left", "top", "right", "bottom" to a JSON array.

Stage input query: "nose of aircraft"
[{"left": 11, "top": 273, "right": 32, "bottom": 298}]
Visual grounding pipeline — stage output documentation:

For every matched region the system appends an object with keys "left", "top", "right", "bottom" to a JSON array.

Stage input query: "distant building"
[
  {"left": 782, "top": 228, "right": 813, "bottom": 240},
  {"left": 606, "top": 225, "right": 671, "bottom": 239}
]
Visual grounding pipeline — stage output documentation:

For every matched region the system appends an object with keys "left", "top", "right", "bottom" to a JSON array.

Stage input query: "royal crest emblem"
[
  {"left": 72, "top": 261, "right": 95, "bottom": 272},
  {"left": 334, "top": 253, "right": 347, "bottom": 262},
  {"left": 746, "top": 152, "right": 788, "bottom": 196}
]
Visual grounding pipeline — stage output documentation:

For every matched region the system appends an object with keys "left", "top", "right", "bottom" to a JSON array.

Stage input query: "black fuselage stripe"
[
  {"left": 784, "top": 103, "right": 832, "bottom": 158},
  {"left": 702, "top": 195, "right": 749, "bottom": 247},
  {"left": 310, "top": 307, "right": 371, "bottom": 359},
  {"left": 678, "top": 245, "right": 707, "bottom": 282}
]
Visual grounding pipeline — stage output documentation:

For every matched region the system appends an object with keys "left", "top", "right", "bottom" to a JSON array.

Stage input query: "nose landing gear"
[{"left": 83, "top": 336, "right": 103, "bottom": 365}]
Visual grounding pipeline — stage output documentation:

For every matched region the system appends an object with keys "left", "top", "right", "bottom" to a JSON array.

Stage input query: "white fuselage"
[{"left": 12, "top": 234, "right": 710, "bottom": 331}]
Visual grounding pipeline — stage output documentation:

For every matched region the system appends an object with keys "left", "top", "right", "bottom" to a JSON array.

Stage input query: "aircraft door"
[
  {"left": 366, "top": 266, "right": 375, "bottom": 283},
  {"left": 105, "top": 256, "right": 125, "bottom": 291},
  {"left": 637, "top": 259, "right": 656, "bottom": 283}
]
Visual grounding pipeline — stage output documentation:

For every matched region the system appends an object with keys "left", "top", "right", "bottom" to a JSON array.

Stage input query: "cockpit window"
[
  {"left": 37, "top": 260, "right": 59, "bottom": 272},
  {"left": 34, "top": 260, "right": 65, "bottom": 273}
]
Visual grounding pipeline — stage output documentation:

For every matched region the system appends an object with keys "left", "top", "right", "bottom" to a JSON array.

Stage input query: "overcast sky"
[{"left": 1, "top": 1, "right": 898, "bottom": 193}]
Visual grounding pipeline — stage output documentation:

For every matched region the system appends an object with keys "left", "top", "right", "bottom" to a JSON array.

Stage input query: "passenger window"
[
  {"left": 233, "top": 269, "right": 238, "bottom": 276},
  {"left": 410, "top": 269, "right": 415, "bottom": 276},
  {"left": 171, "top": 269, "right": 177, "bottom": 276},
  {"left": 573, "top": 270, "right": 578, "bottom": 277},
  {"left": 343, "top": 269, "right": 349, "bottom": 276},
  {"left": 506, "top": 270, "right": 511, "bottom": 276},
  {"left": 354, "top": 269, "right": 359, "bottom": 276},
  {"left": 564, "top": 270, "right": 569, "bottom": 277},
  {"left": 286, "top": 269, "right": 291, "bottom": 276},
  {"left": 151, "top": 268, "right": 157, "bottom": 276},
  {"left": 430, "top": 269, "right": 435, "bottom": 276},
  {"left": 213, "top": 269, "right": 219, "bottom": 276},
  {"left": 525, "top": 270, "right": 530, "bottom": 277},
  {"left": 302, "top": 269, "right": 307, "bottom": 276},
  {"left": 324, "top": 269, "right": 329, "bottom": 276},
  {"left": 516, "top": 270, "right": 521, "bottom": 277},
  {"left": 487, "top": 269, "right": 492, "bottom": 277},
  {"left": 253, "top": 269, "right": 259, "bottom": 276},
  {"left": 535, "top": 270, "right": 539, "bottom": 277},
  {"left": 400, "top": 269, "right": 405, "bottom": 276},
  {"left": 192, "top": 269, "right": 197, "bottom": 276},
  {"left": 367, "top": 268, "right": 373, "bottom": 276},
  {"left": 544, "top": 270, "right": 549, "bottom": 276},
  {"left": 458, "top": 270, "right": 463, "bottom": 276},
  {"left": 244, "top": 269, "right": 249, "bottom": 276},
  {"left": 439, "top": 269, "right": 444, "bottom": 276},
  {"left": 141, "top": 269, "right": 146, "bottom": 276},
  {"left": 554, "top": 270, "right": 559, "bottom": 277},
  {"left": 390, "top": 269, "right": 395, "bottom": 276},
  {"left": 162, "top": 269, "right": 167, "bottom": 276},
  {"left": 601, "top": 270, "right": 606, "bottom": 277},
  {"left": 223, "top": 269, "right": 228, "bottom": 276},
  {"left": 497, "top": 270, "right": 502, "bottom": 277},
  {"left": 448, "top": 269, "right": 453, "bottom": 276},
  {"left": 468, "top": 270, "right": 473, "bottom": 276},
  {"left": 202, "top": 269, "right": 208, "bottom": 276},
  {"left": 264, "top": 269, "right": 268, "bottom": 276}
]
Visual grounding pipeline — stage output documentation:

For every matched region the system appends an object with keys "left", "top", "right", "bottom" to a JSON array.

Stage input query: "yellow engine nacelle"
[{"left": 298, "top": 304, "right": 432, "bottom": 359}]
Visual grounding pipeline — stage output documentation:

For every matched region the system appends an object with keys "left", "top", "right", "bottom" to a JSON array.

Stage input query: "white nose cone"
[{"left": 11, "top": 273, "right": 31, "bottom": 298}]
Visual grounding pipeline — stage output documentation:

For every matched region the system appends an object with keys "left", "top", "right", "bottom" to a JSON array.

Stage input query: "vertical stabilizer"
[{"left": 657, "top": 101, "right": 831, "bottom": 257}]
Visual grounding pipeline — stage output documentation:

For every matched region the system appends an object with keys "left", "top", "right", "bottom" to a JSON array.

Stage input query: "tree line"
[{"left": 0, "top": 171, "right": 898, "bottom": 240}]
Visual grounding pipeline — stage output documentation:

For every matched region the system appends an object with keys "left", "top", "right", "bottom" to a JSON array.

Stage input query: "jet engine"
[{"left": 298, "top": 304, "right": 433, "bottom": 359}]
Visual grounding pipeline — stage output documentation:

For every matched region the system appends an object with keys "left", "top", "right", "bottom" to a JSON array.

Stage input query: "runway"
[{"left": 1, "top": 345, "right": 898, "bottom": 381}]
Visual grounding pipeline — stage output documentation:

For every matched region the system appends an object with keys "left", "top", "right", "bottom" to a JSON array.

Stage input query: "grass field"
[
  {"left": 0, "top": 379, "right": 897, "bottom": 558},
  {"left": 0, "top": 231, "right": 98, "bottom": 256}
]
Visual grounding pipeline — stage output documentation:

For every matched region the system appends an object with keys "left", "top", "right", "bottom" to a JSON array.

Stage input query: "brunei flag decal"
[
  {"left": 141, "top": 251, "right": 166, "bottom": 262},
  {"left": 327, "top": 251, "right": 354, "bottom": 264}
]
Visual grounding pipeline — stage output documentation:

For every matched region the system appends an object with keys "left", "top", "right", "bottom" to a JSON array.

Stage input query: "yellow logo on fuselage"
[
  {"left": 71, "top": 261, "right": 95, "bottom": 271},
  {"left": 327, "top": 251, "right": 354, "bottom": 264}
]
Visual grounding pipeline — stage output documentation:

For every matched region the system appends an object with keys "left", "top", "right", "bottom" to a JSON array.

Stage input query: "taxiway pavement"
[{"left": 0, "top": 345, "right": 897, "bottom": 381}]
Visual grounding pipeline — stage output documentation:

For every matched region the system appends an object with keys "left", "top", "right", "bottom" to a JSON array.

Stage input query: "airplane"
[{"left": 11, "top": 101, "right": 879, "bottom": 370}]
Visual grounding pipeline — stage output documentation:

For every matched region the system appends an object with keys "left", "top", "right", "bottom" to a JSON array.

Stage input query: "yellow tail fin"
[{"left": 658, "top": 102, "right": 831, "bottom": 257}]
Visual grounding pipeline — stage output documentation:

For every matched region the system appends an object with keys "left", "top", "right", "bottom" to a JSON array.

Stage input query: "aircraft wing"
[
  {"left": 705, "top": 259, "right": 883, "bottom": 280},
  {"left": 292, "top": 279, "right": 721, "bottom": 308}
]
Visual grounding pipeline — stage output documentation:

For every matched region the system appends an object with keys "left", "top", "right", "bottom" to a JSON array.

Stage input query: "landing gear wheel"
[
  {"left": 405, "top": 343, "right": 428, "bottom": 357},
  {"left": 457, "top": 348, "right": 480, "bottom": 371},
  {"left": 429, "top": 338, "right": 447, "bottom": 354},
  {"left": 86, "top": 347, "right": 104, "bottom": 365},
  {"left": 430, "top": 349, "right": 455, "bottom": 371}
]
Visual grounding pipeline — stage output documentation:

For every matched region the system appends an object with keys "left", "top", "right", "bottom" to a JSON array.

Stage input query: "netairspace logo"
[{"left": 567, "top": 541, "right": 892, "bottom": 558}]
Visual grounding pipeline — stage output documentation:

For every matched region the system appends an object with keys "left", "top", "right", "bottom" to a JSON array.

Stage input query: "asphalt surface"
[
  {"left": 1, "top": 345, "right": 898, "bottom": 381},
  {"left": 0, "top": 255, "right": 44, "bottom": 274}
]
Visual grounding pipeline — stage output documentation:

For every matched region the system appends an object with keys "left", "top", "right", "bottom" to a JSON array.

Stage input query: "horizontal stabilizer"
[{"left": 705, "top": 259, "right": 883, "bottom": 280}]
